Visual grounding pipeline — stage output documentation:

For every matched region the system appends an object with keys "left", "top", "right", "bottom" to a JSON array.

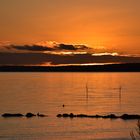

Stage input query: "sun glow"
[
  {"left": 36, "top": 41, "right": 58, "bottom": 47},
  {"left": 92, "top": 52, "right": 119, "bottom": 56},
  {"left": 44, "top": 51, "right": 88, "bottom": 55}
]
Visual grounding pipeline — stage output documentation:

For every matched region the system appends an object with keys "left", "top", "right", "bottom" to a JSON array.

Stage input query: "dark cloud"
[
  {"left": 11, "top": 45, "right": 54, "bottom": 51},
  {"left": 58, "top": 44, "right": 78, "bottom": 50},
  {"left": 75, "top": 45, "right": 89, "bottom": 50},
  {"left": 0, "top": 53, "right": 48, "bottom": 65},
  {"left": 50, "top": 54, "right": 140, "bottom": 65},
  {"left": 0, "top": 52, "right": 140, "bottom": 66},
  {"left": 5, "top": 43, "right": 91, "bottom": 52},
  {"left": 57, "top": 44, "right": 90, "bottom": 51}
]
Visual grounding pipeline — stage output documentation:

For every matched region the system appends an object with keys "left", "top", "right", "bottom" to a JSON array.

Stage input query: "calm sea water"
[{"left": 0, "top": 72, "right": 140, "bottom": 140}]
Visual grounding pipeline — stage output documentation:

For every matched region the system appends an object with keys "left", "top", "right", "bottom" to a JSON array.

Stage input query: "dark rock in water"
[
  {"left": 69, "top": 113, "right": 75, "bottom": 118},
  {"left": 76, "top": 114, "right": 88, "bottom": 118},
  {"left": 120, "top": 114, "right": 140, "bottom": 120},
  {"left": 89, "top": 115, "right": 101, "bottom": 118},
  {"left": 109, "top": 114, "right": 118, "bottom": 119},
  {"left": 103, "top": 114, "right": 118, "bottom": 119},
  {"left": 94, "top": 115, "right": 102, "bottom": 118},
  {"left": 37, "top": 113, "right": 47, "bottom": 117},
  {"left": 2, "top": 113, "right": 24, "bottom": 118},
  {"left": 56, "top": 113, "right": 140, "bottom": 120},
  {"left": 57, "top": 114, "right": 62, "bottom": 117},
  {"left": 25, "top": 113, "right": 36, "bottom": 118},
  {"left": 89, "top": 115, "right": 100, "bottom": 118},
  {"left": 63, "top": 113, "right": 69, "bottom": 117}
]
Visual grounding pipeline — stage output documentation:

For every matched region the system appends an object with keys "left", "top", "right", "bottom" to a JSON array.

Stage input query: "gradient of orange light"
[{"left": 0, "top": 0, "right": 139, "bottom": 53}]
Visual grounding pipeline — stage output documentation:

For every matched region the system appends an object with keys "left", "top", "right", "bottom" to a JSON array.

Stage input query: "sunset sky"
[{"left": 0, "top": 0, "right": 140, "bottom": 65}]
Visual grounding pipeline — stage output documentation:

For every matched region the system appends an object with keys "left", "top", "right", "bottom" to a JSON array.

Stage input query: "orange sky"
[{"left": 0, "top": 0, "right": 140, "bottom": 54}]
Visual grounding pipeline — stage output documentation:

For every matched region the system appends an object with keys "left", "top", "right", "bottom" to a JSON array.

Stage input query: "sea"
[{"left": 0, "top": 72, "right": 140, "bottom": 140}]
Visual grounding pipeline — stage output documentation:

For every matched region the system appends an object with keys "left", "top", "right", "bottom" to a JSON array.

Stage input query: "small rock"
[
  {"left": 25, "top": 113, "right": 36, "bottom": 118},
  {"left": 57, "top": 114, "right": 62, "bottom": 117},
  {"left": 63, "top": 114, "right": 69, "bottom": 117},
  {"left": 37, "top": 113, "right": 47, "bottom": 117},
  {"left": 2, "top": 113, "right": 24, "bottom": 118}
]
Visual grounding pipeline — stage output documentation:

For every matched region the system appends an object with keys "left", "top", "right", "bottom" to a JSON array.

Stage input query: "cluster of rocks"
[
  {"left": 2, "top": 112, "right": 140, "bottom": 120},
  {"left": 1, "top": 113, "right": 47, "bottom": 118},
  {"left": 57, "top": 113, "right": 140, "bottom": 120}
]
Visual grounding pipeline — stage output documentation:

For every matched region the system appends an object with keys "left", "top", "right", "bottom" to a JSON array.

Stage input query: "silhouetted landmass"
[
  {"left": 0, "top": 63, "right": 140, "bottom": 72},
  {"left": 57, "top": 113, "right": 140, "bottom": 120}
]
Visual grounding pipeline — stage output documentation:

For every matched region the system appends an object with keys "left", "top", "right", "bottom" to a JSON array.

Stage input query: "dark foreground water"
[{"left": 0, "top": 72, "right": 140, "bottom": 140}]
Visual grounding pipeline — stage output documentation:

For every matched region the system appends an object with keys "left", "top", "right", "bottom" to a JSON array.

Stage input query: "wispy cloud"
[{"left": 11, "top": 45, "right": 54, "bottom": 51}]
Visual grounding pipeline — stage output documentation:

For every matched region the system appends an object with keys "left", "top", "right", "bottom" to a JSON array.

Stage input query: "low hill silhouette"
[{"left": 0, "top": 63, "right": 140, "bottom": 72}]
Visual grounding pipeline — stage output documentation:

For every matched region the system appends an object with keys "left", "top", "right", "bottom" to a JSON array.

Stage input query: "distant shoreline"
[{"left": 0, "top": 63, "right": 140, "bottom": 72}]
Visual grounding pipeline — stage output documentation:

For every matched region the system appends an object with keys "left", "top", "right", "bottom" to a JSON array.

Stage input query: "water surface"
[{"left": 0, "top": 72, "right": 140, "bottom": 140}]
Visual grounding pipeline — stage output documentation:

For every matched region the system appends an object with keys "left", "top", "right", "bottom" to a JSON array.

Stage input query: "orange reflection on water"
[{"left": 0, "top": 72, "right": 140, "bottom": 139}]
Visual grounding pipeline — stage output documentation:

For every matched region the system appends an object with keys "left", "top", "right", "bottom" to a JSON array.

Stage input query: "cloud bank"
[
  {"left": 0, "top": 42, "right": 140, "bottom": 66},
  {"left": 0, "top": 52, "right": 140, "bottom": 66}
]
